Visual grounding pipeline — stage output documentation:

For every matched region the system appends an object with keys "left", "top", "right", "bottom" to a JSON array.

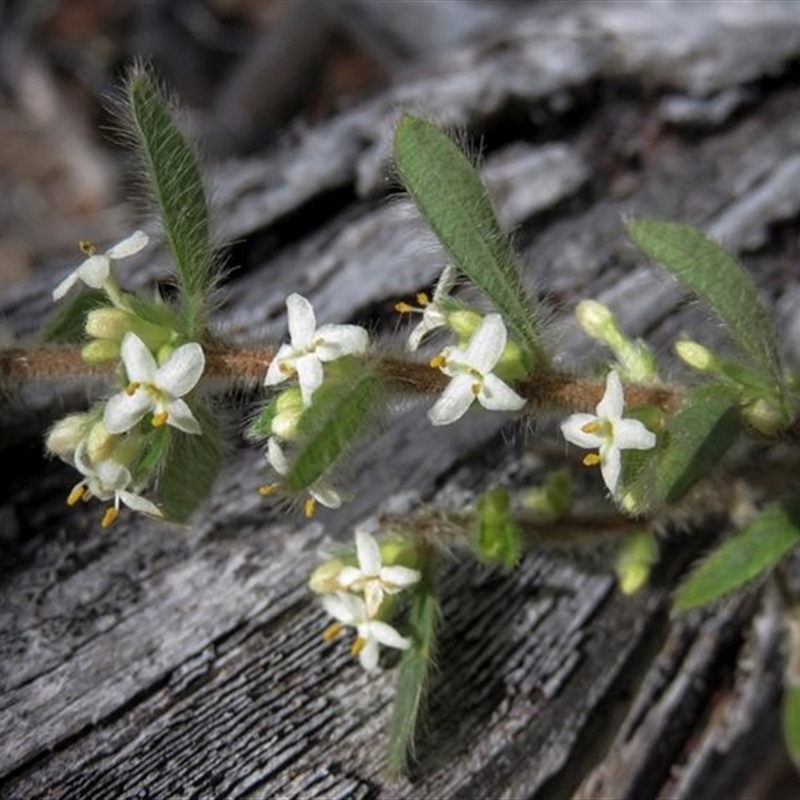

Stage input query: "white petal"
[
  {"left": 463, "top": 314, "right": 506, "bottom": 373},
  {"left": 597, "top": 370, "right": 625, "bottom": 422},
  {"left": 364, "top": 582, "right": 385, "bottom": 618},
  {"left": 267, "top": 437, "right": 289, "bottom": 475},
  {"left": 155, "top": 343, "right": 205, "bottom": 397},
  {"left": 613, "top": 418, "right": 656, "bottom": 451},
  {"left": 561, "top": 413, "right": 605, "bottom": 449},
  {"left": 120, "top": 333, "right": 157, "bottom": 383},
  {"left": 478, "top": 373, "right": 526, "bottom": 412},
  {"left": 358, "top": 636, "right": 380, "bottom": 672},
  {"left": 106, "top": 230, "right": 149, "bottom": 259},
  {"left": 52, "top": 270, "right": 80, "bottom": 300},
  {"left": 103, "top": 390, "right": 153, "bottom": 434},
  {"left": 310, "top": 485, "right": 342, "bottom": 509},
  {"left": 315, "top": 324, "right": 369, "bottom": 361},
  {"left": 322, "top": 592, "right": 364, "bottom": 625},
  {"left": 336, "top": 566, "right": 363, "bottom": 590},
  {"left": 118, "top": 491, "right": 163, "bottom": 517},
  {"left": 295, "top": 353, "right": 324, "bottom": 406},
  {"left": 432, "top": 264, "right": 457, "bottom": 301},
  {"left": 95, "top": 460, "right": 132, "bottom": 492},
  {"left": 428, "top": 375, "right": 476, "bottom": 426},
  {"left": 380, "top": 565, "right": 421, "bottom": 591},
  {"left": 78, "top": 255, "right": 111, "bottom": 288},
  {"left": 355, "top": 528, "right": 381, "bottom": 576},
  {"left": 600, "top": 445, "right": 622, "bottom": 494},
  {"left": 165, "top": 399, "right": 201, "bottom": 435},
  {"left": 286, "top": 293, "right": 317, "bottom": 348},
  {"left": 264, "top": 344, "right": 293, "bottom": 386},
  {"left": 367, "top": 620, "right": 411, "bottom": 651}
]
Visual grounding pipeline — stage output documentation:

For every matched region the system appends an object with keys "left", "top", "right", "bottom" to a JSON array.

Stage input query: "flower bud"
[
  {"left": 86, "top": 421, "right": 116, "bottom": 464},
  {"left": 271, "top": 387, "right": 304, "bottom": 440},
  {"left": 85, "top": 308, "right": 129, "bottom": 340},
  {"left": 447, "top": 309, "right": 483, "bottom": 340},
  {"left": 81, "top": 339, "right": 120, "bottom": 363},
  {"left": 308, "top": 559, "right": 346, "bottom": 594},
  {"left": 742, "top": 397, "right": 785, "bottom": 436},
  {"left": 575, "top": 300, "right": 621, "bottom": 343},
  {"left": 675, "top": 340, "right": 715, "bottom": 372},
  {"left": 46, "top": 413, "right": 93, "bottom": 458}
]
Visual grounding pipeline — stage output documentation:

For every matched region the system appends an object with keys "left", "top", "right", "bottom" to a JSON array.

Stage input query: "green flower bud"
[
  {"left": 85, "top": 308, "right": 129, "bottom": 340},
  {"left": 675, "top": 340, "right": 716, "bottom": 372},
  {"left": 448, "top": 309, "right": 483, "bottom": 341},
  {"left": 272, "top": 387, "right": 305, "bottom": 440},
  {"left": 576, "top": 300, "right": 623, "bottom": 346},
  {"left": 81, "top": 339, "right": 120, "bottom": 363},
  {"left": 615, "top": 531, "right": 658, "bottom": 595},
  {"left": 86, "top": 421, "right": 116, "bottom": 464},
  {"left": 308, "top": 559, "right": 346, "bottom": 594},
  {"left": 742, "top": 397, "right": 785, "bottom": 436}
]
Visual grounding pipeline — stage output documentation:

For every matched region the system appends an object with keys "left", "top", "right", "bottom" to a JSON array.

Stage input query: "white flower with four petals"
[
  {"left": 401, "top": 264, "right": 457, "bottom": 351},
  {"left": 53, "top": 230, "right": 149, "bottom": 300},
  {"left": 321, "top": 592, "right": 411, "bottom": 672},
  {"left": 428, "top": 313, "right": 526, "bottom": 426},
  {"left": 336, "top": 528, "right": 421, "bottom": 617},
  {"left": 265, "top": 436, "right": 342, "bottom": 510},
  {"left": 104, "top": 332, "right": 205, "bottom": 435},
  {"left": 560, "top": 369, "right": 656, "bottom": 494},
  {"left": 264, "top": 293, "right": 369, "bottom": 407}
]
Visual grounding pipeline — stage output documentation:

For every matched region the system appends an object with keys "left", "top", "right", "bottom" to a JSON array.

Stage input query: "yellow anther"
[
  {"left": 430, "top": 354, "right": 447, "bottom": 369},
  {"left": 415, "top": 292, "right": 430, "bottom": 307},
  {"left": 303, "top": 497, "right": 317, "bottom": 518},
  {"left": 79, "top": 240, "right": 96, "bottom": 256},
  {"left": 125, "top": 381, "right": 140, "bottom": 396},
  {"left": 395, "top": 301, "right": 413, "bottom": 314},
  {"left": 278, "top": 362, "right": 294, "bottom": 376},
  {"left": 67, "top": 484, "right": 86, "bottom": 506},
  {"left": 322, "top": 622, "right": 343, "bottom": 642},
  {"left": 101, "top": 507, "right": 119, "bottom": 528},
  {"left": 350, "top": 637, "right": 366, "bottom": 657},
  {"left": 151, "top": 411, "right": 169, "bottom": 427},
  {"left": 581, "top": 421, "right": 602, "bottom": 434},
  {"left": 471, "top": 381, "right": 481, "bottom": 396},
  {"left": 258, "top": 483, "right": 280, "bottom": 496},
  {"left": 582, "top": 453, "right": 602, "bottom": 467}
]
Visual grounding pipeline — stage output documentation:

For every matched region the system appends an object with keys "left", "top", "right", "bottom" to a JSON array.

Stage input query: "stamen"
[
  {"left": 322, "top": 622, "right": 343, "bottom": 642},
  {"left": 415, "top": 292, "right": 430, "bottom": 307},
  {"left": 471, "top": 382, "right": 481, "bottom": 396},
  {"left": 79, "top": 240, "right": 96, "bottom": 256},
  {"left": 125, "top": 381, "right": 140, "bottom": 396},
  {"left": 582, "top": 453, "right": 602, "bottom": 467},
  {"left": 278, "top": 362, "right": 294, "bottom": 376},
  {"left": 258, "top": 483, "right": 280, "bottom": 496},
  {"left": 304, "top": 498, "right": 316, "bottom": 518},
  {"left": 581, "top": 421, "right": 602, "bottom": 434},
  {"left": 101, "top": 507, "right": 119, "bottom": 528},
  {"left": 151, "top": 411, "right": 169, "bottom": 427},
  {"left": 394, "top": 301, "right": 413, "bottom": 314},
  {"left": 350, "top": 637, "right": 366, "bottom": 657},
  {"left": 430, "top": 354, "right": 447, "bottom": 369},
  {"left": 67, "top": 484, "right": 86, "bottom": 506}
]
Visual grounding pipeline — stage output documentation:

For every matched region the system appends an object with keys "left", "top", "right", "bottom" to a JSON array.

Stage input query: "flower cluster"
[
  {"left": 311, "top": 528, "right": 421, "bottom": 672},
  {"left": 47, "top": 234, "right": 207, "bottom": 526}
]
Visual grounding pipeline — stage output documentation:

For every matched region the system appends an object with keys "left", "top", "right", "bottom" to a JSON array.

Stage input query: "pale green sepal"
[
  {"left": 155, "top": 404, "right": 223, "bottom": 521},
  {"left": 393, "top": 115, "right": 548, "bottom": 370},
  {"left": 386, "top": 572, "right": 438, "bottom": 778},
  {"left": 674, "top": 499, "right": 800, "bottom": 611},
  {"left": 782, "top": 684, "right": 800, "bottom": 768},
  {"left": 282, "top": 365, "right": 383, "bottom": 496},
  {"left": 627, "top": 219, "right": 781, "bottom": 382},
  {"left": 472, "top": 487, "right": 520, "bottom": 569},
  {"left": 127, "top": 68, "right": 212, "bottom": 335}
]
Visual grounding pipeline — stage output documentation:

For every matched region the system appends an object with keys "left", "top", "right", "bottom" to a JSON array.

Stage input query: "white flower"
[
  {"left": 53, "top": 230, "right": 149, "bottom": 300},
  {"left": 560, "top": 370, "right": 656, "bottom": 494},
  {"left": 264, "top": 293, "right": 369, "bottom": 407},
  {"left": 264, "top": 436, "right": 341, "bottom": 512},
  {"left": 104, "top": 332, "right": 205, "bottom": 435},
  {"left": 336, "top": 528, "right": 421, "bottom": 617},
  {"left": 68, "top": 442, "right": 162, "bottom": 527},
  {"left": 428, "top": 313, "right": 526, "bottom": 426},
  {"left": 321, "top": 592, "right": 411, "bottom": 672},
  {"left": 398, "top": 265, "right": 457, "bottom": 351}
]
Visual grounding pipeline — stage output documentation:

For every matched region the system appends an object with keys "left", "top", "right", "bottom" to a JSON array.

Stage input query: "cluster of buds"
[{"left": 310, "top": 528, "right": 421, "bottom": 672}]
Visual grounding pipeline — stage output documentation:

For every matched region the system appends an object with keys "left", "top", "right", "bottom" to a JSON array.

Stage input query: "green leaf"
[
  {"left": 674, "top": 499, "right": 800, "bottom": 610},
  {"left": 156, "top": 404, "right": 223, "bottom": 521},
  {"left": 472, "top": 487, "right": 521, "bottom": 569},
  {"left": 127, "top": 67, "right": 212, "bottom": 336},
  {"left": 393, "top": 115, "right": 548, "bottom": 369},
  {"left": 283, "top": 365, "right": 383, "bottom": 496},
  {"left": 44, "top": 290, "right": 107, "bottom": 343},
  {"left": 627, "top": 219, "right": 781, "bottom": 382},
  {"left": 387, "top": 574, "right": 438, "bottom": 778},
  {"left": 782, "top": 685, "right": 800, "bottom": 768},
  {"left": 655, "top": 385, "right": 741, "bottom": 505}
]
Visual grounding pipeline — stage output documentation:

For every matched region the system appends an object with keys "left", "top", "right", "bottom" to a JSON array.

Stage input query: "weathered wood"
[{"left": 3, "top": 2, "right": 800, "bottom": 797}]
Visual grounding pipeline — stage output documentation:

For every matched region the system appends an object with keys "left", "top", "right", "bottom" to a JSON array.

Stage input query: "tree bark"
[{"left": 3, "top": 2, "right": 800, "bottom": 797}]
